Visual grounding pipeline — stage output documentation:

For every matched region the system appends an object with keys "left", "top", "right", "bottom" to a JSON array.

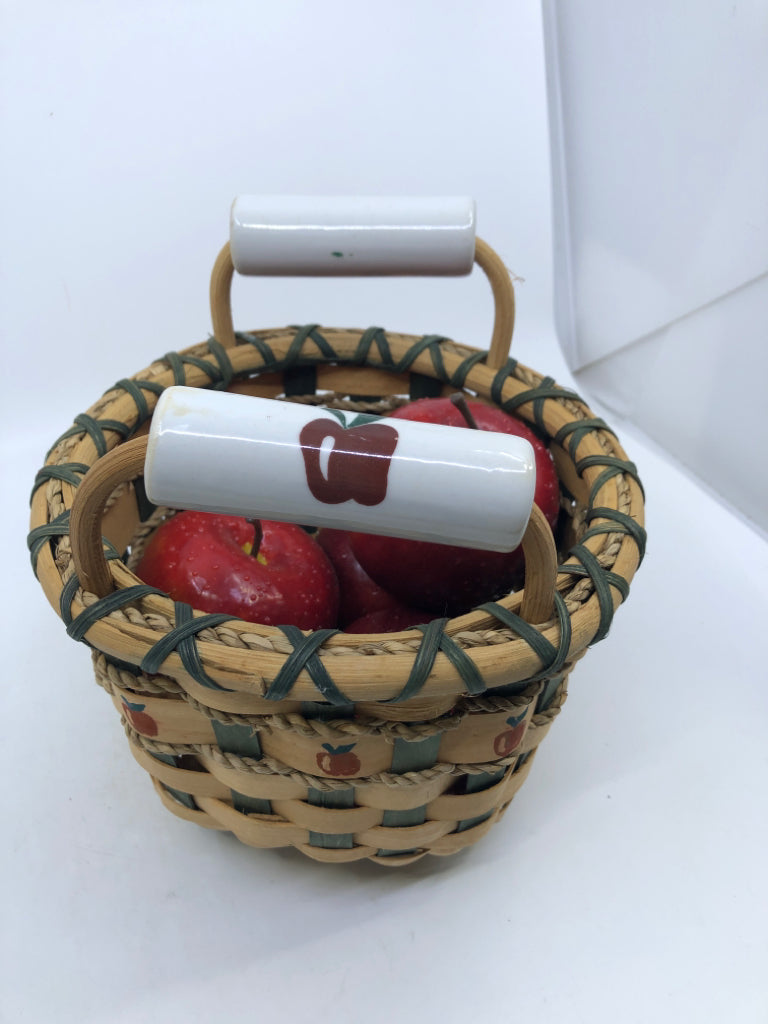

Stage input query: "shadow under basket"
[{"left": 28, "top": 245, "right": 646, "bottom": 866}]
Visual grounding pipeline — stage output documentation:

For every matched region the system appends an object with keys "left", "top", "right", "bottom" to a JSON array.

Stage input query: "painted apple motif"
[
  {"left": 316, "top": 743, "right": 361, "bottom": 777},
  {"left": 492, "top": 709, "right": 528, "bottom": 756},
  {"left": 299, "top": 418, "right": 399, "bottom": 505},
  {"left": 122, "top": 698, "right": 159, "bottom": 737}
]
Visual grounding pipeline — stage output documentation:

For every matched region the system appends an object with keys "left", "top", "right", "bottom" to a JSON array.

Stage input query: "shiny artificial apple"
[
  {"left": 135, "top": 510, "right": 339, "bottom": 630},
  {"left": 348, "top": 396, "right": 561, "bottom": 616},
  {"left": 344, "top": 605, "right": 434, "bottom": 634},
  {"left": 316, "top": 527, "right": 407, "bottom": 627}
]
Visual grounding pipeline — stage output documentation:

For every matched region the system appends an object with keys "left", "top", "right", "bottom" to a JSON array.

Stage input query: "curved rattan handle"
[
  {"left": 70, "top": 434, "right": 556, "bottom": 624},
  {"left": 210, "top": 236, "right": 516, "bottom": 371}
]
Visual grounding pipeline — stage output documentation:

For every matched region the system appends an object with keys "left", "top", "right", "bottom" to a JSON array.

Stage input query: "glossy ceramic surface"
[
  {"left": 145, "top": 386, "right": 535, "bottom": 551},
  {"left": 229, "top": 195, "right": 477, "bottom": 276}
]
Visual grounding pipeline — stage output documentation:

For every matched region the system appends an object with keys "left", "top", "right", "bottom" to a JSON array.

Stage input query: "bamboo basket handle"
[
  {"left": 70, "top": 435, "right": 557, "bottom": 624},
  {"left": 209, "top": 236, "right": 516, "bottom": 371}
]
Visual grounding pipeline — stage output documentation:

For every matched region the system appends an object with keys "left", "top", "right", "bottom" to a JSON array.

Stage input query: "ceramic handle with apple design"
[
  {"left": 212, "top": 195, "right": 516, "bottom": 371},
  {"left": 70, "top": 400, "right": 558, "bottom": 623}
]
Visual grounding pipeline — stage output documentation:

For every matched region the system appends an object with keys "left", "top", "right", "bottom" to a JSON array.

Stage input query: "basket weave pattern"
[{"left": 29, "top": 324, "right": 645, "bottom": 865}]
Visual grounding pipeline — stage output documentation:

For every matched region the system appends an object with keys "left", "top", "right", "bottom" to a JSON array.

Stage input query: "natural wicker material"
[{"left": 28, "top": 238, "right": 645, "bottom": 866}]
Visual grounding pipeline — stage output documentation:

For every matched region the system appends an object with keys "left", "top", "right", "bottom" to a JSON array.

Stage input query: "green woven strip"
[
  {"left": 264, "top": 626, "right": 344, "bottom": 703},
  {"left": 173, "top": 602, "right": 234, "bottom": 690},
  {"left": 549, "top": 592, "right": 572, "bottom": 677},
  {"left": 534, "top": 376, "right": 556, "bottom": 430},
  {"left": 27, "top": 509, "right": 70, "bottom": 574},
  {"left": 535, "top": 673, "right": 565, "bottom": 713},
  {"left": 150, "top": 752, "right": 198, "bottom": 810},
  {"left": 171, "top": 351, "right": 229, "bottom": 388},
  {"left": 566, "top": 544, "right": 617, "bottom": 644},
  {"left": 95, "top": 417, "right": 134, "bottom": 437},
  {"left": 423, "top": 335, "right": 450, "bottom": 381},
  {"left": 501, "top": 381, "right": 580, "bottom": 429},
  {"left": 285, "top": 324, "right": 338, "bottom": 365},
  {"left": 409, "top": 373, "right": 444, "bottom": 399},
  {"left": 376, "top": 734, "right": 443, "bottom": 853},
  {"left": 575, "top": 454, "right": 646, "bottom": 502},
  {"left": 31, "top": 462, "right": 90, "bottom": 501},
  {"left": 391, "top": 734, "right": 443, "bottom": 774},
  {"left": 211, "top": 720, "right": 263, "bottom": 757},
  {"left": 132, "top": 476, "right": 157, "bottom": 522},
  {"left": 449, "top": 349, "right": 488, "bottom": 389},
  {"left": 463, "top": 767, "right": 506, "bottom": 795},
  {"left": 490, "top": 359, "right": 519, "bottom": 405},
  {"left": 231, "top": 793, "right": 273, "bottom": 815},
  {"left": 140, "top": 602, "right": 233, "bottom": 688},
  {"left": 554, "top": 418, "right": 614, "bottom": 458},
  {"left": 453, "top": 766, "right": 507, "bottom": 834},
  {"left": 283, "top": 364, "right": 317, "bottom": 396},
  {"left": 66, "top": 584, "right": 164, "bottom": 642},
  {"left": 352, "top": 327, "right": 391, "bottom": 366},
  {"left": 44, "top": 416, "right": 128, "bottom": 460},
  {"left": 163, "top": 350, "right": 188, "bottom": 385},
  {"left": 112, "top": 378, "right": 155, "bottom": 422},
  {"left": 73, "top": 413, "right": 108, "bottom": 457},
  {"left": 59, "top": 571, "right": 83, "bottom": 627},
  {"left": 206, "top": 337, "right": 235, "bottom": 389},
  {"left": 584, "top": 507, "right": 647, "bottom": 563},
  {"left": 384, "top": 617, "right": 449, "bottom": 704},
  {"left": 560, "top": 563, "right": 630, "bottom": 602},
  {"left": 211, "top": 720, "right": 271, "bottom": 815},
  {"left": 479, "top": 593, "right": 571, "bottom": 684},
  {"left": 430, "top": 628, "right": 487, "bottom": 695},
  {"left": 235, "top": 332, "right": 280, "bottom": 371},
  {"left": 308, "top": 787, "right": 355, "bottom": 849},
  {"left": 300, "top": 701, "right": 356, "bottom": 720},
  {"left": 478, "top": 601, "right": 559, "bottom": 671},
  {"left": 393, "top": 334, "right": 446, "bottom": 375}
]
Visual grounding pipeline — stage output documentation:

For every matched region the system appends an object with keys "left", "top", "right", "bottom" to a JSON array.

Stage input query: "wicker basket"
[{"left": 28, "top": 237, "right": 645, "bottom": 866}]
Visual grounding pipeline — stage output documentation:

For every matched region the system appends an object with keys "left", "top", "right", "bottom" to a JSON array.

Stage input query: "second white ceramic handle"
[
  {"left": 144, "top": 387, "right": 535, "bottom": 552},
  {"left": 229, "top": 195, "right": 477, "bottom": 276}
]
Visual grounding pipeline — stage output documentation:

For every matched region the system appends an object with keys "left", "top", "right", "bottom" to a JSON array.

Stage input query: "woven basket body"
[{"left": 29, "top": 246, "right": 645, "bottom": 866}]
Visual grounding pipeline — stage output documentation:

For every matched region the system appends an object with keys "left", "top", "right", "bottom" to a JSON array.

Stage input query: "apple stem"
[
  {"left": 450, "top": 392, "right": 479, "bottom": 429},
  {"left": 246, "top": 519, "right": 263, "bottom": 558}
]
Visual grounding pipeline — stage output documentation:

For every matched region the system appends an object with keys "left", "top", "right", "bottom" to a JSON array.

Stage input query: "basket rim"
[{"left": 29, "top": 325, "right": 645, "bottom": 706}]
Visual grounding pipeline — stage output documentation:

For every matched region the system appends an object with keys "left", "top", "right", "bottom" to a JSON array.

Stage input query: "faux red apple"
[
  {"left": 348, "top": 396, "right": 560, "bottom": 616},
  {"left": 345, "top": 605, "right": 433, "bottom": 634},
  {"left": 135, "top": 510, "right": 339, "bottom": 630},
  {"left": 315, "top": 528, "right": 403, "bottom": 627},
  {"left": 389, "top": 397, "right": 560, "bottom": 528}
]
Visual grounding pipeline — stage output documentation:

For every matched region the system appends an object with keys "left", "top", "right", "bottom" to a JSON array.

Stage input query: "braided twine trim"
[
  {"left": 120, "top": 696, "right": 564, "bottom": 793},
  {"left": 29, "top": 325, "right": 646, "bottom": 705},
  {"left": 93, "top": 648, "right": 563, "bottom": 746}
]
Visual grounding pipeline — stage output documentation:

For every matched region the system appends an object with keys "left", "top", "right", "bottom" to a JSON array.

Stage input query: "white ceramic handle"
[
  {"left": 229, "top": 195, "right": 476, "bottom": 276},
  {"left": 144, "top": 387, "right": 535, "bottom": 553}
]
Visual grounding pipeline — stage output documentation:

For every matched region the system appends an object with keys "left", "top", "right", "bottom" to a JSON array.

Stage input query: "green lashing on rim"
[{"left": 28, "top": 324, "right": 646, "bottom": 705}]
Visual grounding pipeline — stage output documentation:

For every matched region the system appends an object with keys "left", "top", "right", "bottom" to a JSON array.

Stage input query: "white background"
[
  {"left": 2, "top": 3, "right": 767, "bottom": 1022},
  {"left": 543, "top": 0, "right": 768, "bottom": 532}
]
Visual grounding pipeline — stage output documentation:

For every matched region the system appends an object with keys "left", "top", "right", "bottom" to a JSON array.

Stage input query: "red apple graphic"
[
  {"left": 122, "top": 698, "right": 159, "bottom": 737},
  {"left": 134, "top": 510, "right": 339, "bottom": 630},
  {"left": 493, "top": 709, "right": 528, "bottom": 756},
  {"left": 316, "top": 743, "right": 361, "bottom": 777},
  {"left": 299, "top": 418, "right": 399, "bottom": 505}
]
